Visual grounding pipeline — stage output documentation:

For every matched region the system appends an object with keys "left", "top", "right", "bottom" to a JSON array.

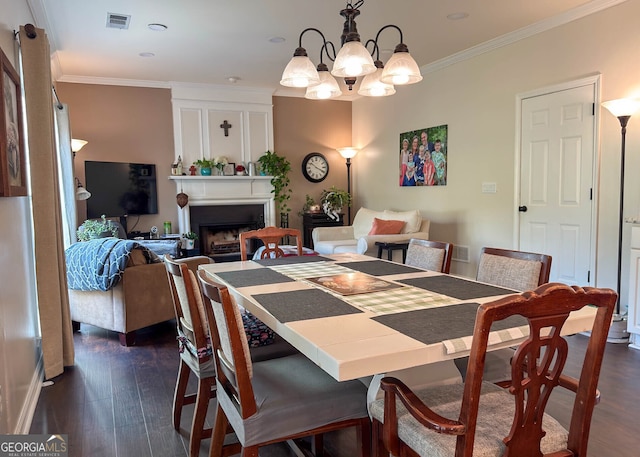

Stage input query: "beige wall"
[
  {"left": 353, "top": 0, "right": 640, "bottom": 302},
  {"left": 0, "top": 0, "right": 39, "bottom": 434},
  {"left": 273, "top": 96, "right": 352, "bottom": 232},
  {"left": 56, "top": 83, "right": 176, "bottom": 234}
]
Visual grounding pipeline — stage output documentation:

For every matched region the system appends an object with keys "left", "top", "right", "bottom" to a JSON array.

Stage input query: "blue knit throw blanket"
[{"left": 65, "top": 238, "right": 156, "bottom": 291}]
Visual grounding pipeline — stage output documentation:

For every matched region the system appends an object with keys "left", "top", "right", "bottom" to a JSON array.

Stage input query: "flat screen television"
[{"left": 85, "top": 161, "right": 158, "bottom": 219}]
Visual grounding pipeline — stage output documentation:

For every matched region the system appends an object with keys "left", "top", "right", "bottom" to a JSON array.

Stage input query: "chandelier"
[{"left": 280, "top": 0, "right": 423, "bottom": 99}]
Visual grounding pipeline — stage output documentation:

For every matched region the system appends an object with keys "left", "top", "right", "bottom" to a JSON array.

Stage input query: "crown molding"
[{"left": 423, "top": 0, "right": 628, "bottom": 75}]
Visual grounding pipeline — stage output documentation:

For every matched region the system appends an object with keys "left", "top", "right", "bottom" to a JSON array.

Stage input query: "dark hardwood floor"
[{"left": 30, "top": 321, "right": 640, "bottom": 457}]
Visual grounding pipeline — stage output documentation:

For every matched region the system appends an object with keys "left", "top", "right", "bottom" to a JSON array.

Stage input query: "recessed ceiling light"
[
  {"left": 148, "top": 23, "right": 168, "bottom": 31},
  {"left": 447, "top": 12, "right": 469, "bottom": 20},
  {"left": 269, "top": 36, "right": 286, "bottom": 44},
  {"left": 227, "top": 76, "right": 241, "bottom": 83},
  {"left": 139, "top": 52, "right": 155, "bottom": 57}
]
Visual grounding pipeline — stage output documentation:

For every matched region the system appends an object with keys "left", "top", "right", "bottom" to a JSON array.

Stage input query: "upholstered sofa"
[
  {"left": 68, "top": 243, "right": 210, "bottom": 346},
  {"left": 312, "top": 208, "right": 430, "bottom": 262}
]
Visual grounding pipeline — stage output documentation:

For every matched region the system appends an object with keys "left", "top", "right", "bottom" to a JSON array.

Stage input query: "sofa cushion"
[
  {"left": 352, "top": 207, "right": 380, "bottom": 239},
  {"left": 314, "top": 239, "right": 358, "bottom": 255},
  {"left": 383, "top": 209, "right": 422, "bottom": 234},
  {"left": 369, "top": 218, "right": 406, "bottom": 235}
]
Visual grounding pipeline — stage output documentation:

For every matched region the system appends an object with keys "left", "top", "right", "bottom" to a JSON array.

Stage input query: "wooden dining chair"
[
  {"left": 239, "top": 226, "right": 303, "bottom": 260},
  {"left": 476, "top": 247, "right": 552, "bottom": 292},
  {"left": 405, "top": 239, "right": 454, "bottom": 273},
  {"left": 463, "top": 247, "right": 554, "bottom": 382},
  {"left": 196, "top": 269, "right": 372, "bottom": 457},
  {"left": 164, "top": 255, "right": 216, "bottom": 457},
  {"left": 371, "top": 282, "right": 616, "bottom": 457}
]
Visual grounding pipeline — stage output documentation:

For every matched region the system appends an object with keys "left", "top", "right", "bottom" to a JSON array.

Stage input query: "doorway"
[{"left": 517, "top": 76, "right": 599, "bottom": 284}]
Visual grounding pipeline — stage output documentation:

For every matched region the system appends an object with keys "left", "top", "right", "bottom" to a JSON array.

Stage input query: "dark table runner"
[
  {"left": 255, "top": 255, "right": 334, "bottom": 266},
  {"left": 399, "top": 275, "right": 515, "bottom": 300},
  {"left": 252, "top": 288, "right": 363, "bottom": 322},
  {"left": 372, "top": 303, "right": 527, "bottom": 345},
  {"left": 339, "top": 260, "right": 424, "bottom": 276},
  {"left": 216, "top": 268, "right": 295, "bottom": 287}
]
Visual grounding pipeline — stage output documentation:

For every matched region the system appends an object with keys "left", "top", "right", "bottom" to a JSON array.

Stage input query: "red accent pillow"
[{"left": 368, "top": 218, "right": 406, "bottom": 235}]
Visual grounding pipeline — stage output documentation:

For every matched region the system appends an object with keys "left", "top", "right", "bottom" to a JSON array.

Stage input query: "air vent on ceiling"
[{"left": 106, "top": 13, "right": 131, "bottom": 30}]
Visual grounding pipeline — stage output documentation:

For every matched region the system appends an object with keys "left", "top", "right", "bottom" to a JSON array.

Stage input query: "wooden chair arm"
[
  {"left": 558, "top": 374, "right": 600, "bottom": 404},
  {"left": 380, "top": 377, "right": 466, "bottom": 435}
]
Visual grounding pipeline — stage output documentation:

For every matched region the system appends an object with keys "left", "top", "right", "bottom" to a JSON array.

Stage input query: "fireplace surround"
[{"left": 170, "top": 175, "right": 275, "bottom": 258}]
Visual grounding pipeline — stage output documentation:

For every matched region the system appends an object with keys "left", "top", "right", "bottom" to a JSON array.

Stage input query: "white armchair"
[{"left": 312, "top": 208, "right": 430, "bottom": 261}]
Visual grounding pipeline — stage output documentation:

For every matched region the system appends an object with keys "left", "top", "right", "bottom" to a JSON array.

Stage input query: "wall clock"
[{"left": 302, "top": 152, "right": 329, "bottom": 183}]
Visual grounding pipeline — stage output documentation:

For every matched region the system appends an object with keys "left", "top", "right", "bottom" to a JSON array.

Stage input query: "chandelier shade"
[
  {"left": 358, "top": 61, "right": 396, "bottom": 97},
  {"left": 305, "top": 64, "right": 342, "bottom": 100},
  {"left": 331, "top": 41, "right": 376, "bottom": 78},
  {"left": 280, "top": 0, "right": 421, "bottom": 98},
  {"left": 380, "top": 46, "right": 423, "bottom": 85},
  {"left": 280, "top": 53, "right": 320, "bottom": 88}
]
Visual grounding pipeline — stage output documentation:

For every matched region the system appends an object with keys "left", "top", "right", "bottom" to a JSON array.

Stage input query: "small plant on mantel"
[
  {"left": 182, "top": 231, "right": 198, "bottom": 240},
  {"left": 257, "top": 150, "right": 292, "bottom": 221}
]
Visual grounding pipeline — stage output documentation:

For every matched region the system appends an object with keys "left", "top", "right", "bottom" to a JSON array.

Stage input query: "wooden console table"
[{"left": 303, "top": 212, "right": 343, "bottom": 249}]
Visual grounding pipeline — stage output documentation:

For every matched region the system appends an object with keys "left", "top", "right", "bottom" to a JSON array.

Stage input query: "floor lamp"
[
  {"left": 337, "top": 147, "right": 358, "bottom": 225},
  {"left": 72, "top": 139, "right": 90, "bottom": 200},
  {"left": 602, "top": 98, "right": 640, "bottom": 321}
]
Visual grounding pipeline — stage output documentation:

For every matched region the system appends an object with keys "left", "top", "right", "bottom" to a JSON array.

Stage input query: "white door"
[{"left": 519, "top": 83, "right": 596, "bottom": 285}]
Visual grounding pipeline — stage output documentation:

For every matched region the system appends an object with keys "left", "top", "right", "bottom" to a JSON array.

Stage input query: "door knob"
[{"left": 518, "top": 206, "right": 528, "bottom": 212}]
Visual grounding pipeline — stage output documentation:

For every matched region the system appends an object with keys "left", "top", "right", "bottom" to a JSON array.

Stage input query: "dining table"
[{"left": 199, "top": 253, "right": 598, "bottom": 384}]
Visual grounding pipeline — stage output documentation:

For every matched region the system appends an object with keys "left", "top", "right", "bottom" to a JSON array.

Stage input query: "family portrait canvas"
[{"left": 399, "top": 124, "right": 448, "bottom": 187}]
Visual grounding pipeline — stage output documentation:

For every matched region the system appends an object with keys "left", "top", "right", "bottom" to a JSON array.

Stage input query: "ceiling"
[{"left": 29, "top": 0, "right": 622, "bottom": 98}]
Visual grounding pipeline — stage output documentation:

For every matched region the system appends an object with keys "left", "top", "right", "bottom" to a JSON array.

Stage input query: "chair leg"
[
  {"left": 210, "top": 404, "right": 229, "bottom": 457},
  {"left": 358, "top": 417, "right": 372, "bottom": 457},
  {"left": 173, "top": 360, "right": 190, "bottom": 430},
  {"left": 313, "top": 435, "right": 323, "bottom": 455},
  {"left": 372, "top": 419, "right": 386, "bottom": 457},
  {"left": 189, "top": 376, "right": 215, "bottom": 457}
]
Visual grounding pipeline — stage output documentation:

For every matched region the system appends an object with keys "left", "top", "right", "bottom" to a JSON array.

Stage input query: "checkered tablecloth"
[
  {"left": 442, "top": 325, "right": 530, "bottom": 354},
  {"left": 270, "top": 261, "right": 457, "bottom": 314}
]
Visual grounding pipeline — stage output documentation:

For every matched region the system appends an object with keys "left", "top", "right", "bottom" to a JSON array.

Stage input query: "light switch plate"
[{"left": 481, "top": 182, "right": 497, "bottom": 193}]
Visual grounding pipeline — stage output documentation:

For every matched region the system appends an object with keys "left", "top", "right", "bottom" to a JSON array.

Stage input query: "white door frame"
[{"left": 513, "top": 74, "right": 601, "bottom": 285}]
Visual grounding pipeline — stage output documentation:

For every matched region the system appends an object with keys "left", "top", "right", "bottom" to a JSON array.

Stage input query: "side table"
[
  {"left": 375, "top": 241, "right": 410, "bottom": 263},
  {"left": 303, "top": 212, "right": 344, "bottom": 249}
]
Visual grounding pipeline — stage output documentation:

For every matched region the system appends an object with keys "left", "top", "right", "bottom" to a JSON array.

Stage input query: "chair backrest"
[
  {"left": 164, "top": 254, "right": 210, "bottom": 360},
  {"left": 463, "top": 283, "right": 615, "bottom": 456},
  {"left": 405, "top": 239, "right": 453, "bottom": 273},
  {"left": 477, "top": 247, "right": 552, "bottom": 291},
  {"left": 239, "top": 226, "right": 303, "bottom": 260},
  {"left": 197, "top": 269, "right": 257, "bottom": 418},
  {"left": 380, "top": 283, "right": 616, "bottom": 457}
]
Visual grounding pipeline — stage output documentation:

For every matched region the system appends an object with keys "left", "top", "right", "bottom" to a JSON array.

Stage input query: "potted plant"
[
  {"left": 257, "top": 150, "right": 292, "bottom": 225},
  {"left": 193, "top": 158, "right": 214, "bottom": 176},
  {"left": 298, "top": 194, "right": 321, "bottom": 217},
  {"left": 182, "top": 231, "right": 198, "bottom": 250},
  {"left": 320, "top": 186, "right": 351, "bottom": 221},
  {"left": 235, "top": 164, "right": 246, "bottom": 175},
  {"left": 77, "top": 215, "right": 119, "bottom": 241}
]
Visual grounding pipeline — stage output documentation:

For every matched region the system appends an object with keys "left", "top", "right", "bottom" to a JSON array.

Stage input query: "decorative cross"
[{"left": 220, "top": 120, "right": 232, "bottom": 137}]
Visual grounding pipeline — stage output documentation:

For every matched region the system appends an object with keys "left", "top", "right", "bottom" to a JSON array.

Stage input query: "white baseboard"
[{"left": 14, "top": 353, "right": 44, "bottom": 434}]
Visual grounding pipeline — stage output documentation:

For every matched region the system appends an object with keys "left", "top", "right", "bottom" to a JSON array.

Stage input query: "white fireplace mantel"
[{"left": 170, "top": 175, "right": 275, "bottom": 235}]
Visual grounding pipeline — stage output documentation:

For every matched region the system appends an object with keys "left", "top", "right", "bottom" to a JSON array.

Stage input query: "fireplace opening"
[{"left": 190, "top": 204, "right": 265, "bottom": 261}]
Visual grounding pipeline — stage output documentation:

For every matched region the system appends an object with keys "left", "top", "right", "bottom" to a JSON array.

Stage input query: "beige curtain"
[{"left": 20, "top": 25, "right": 74, "bottom": 379}]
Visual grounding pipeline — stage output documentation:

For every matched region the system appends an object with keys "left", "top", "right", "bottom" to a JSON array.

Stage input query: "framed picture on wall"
[
  {"left": 0, "top": 46, "right": 27, "bottom": 197},
  {"left": 399, "top": 125, "right": 448, "bottom": 187}
]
